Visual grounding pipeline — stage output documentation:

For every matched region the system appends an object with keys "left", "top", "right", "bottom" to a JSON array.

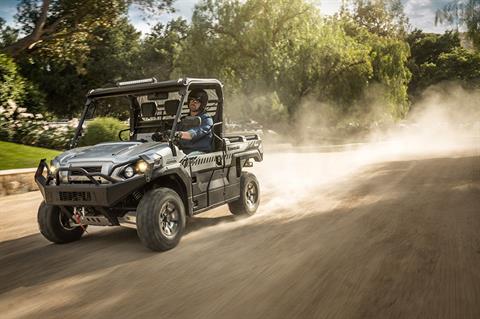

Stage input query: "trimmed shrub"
[
  {"left": 0, "top": 100, "right": 75, "bottom": 150},
  {"left": 79, "top": 117, "right": 127, "bottom": 146}
]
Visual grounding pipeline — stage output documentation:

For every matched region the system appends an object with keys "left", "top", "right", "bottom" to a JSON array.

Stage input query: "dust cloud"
[
  {"left": 281, "top": 85, "right": 473, "bottom": 181},
  {"left": 198, "top": 83, "right": 480, "bottom": 235}
]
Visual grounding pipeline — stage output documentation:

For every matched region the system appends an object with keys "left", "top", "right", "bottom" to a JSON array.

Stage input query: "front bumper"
[{"left": 35, "top": 160, "right": 146, "bottom": 207}]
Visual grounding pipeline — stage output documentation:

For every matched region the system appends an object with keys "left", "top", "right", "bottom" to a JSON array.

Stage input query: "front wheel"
[
  {"left": 37, "top": 202, "right": 86, "bottom": 243},
  {"left": 136, "top": 188, "right": 186, "bottom": 251},
  {"left": 228, "top": 172, "right": 260, "bottom": 216}
]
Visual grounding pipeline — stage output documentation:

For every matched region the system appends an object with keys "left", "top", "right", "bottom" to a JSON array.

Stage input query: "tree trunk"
[{"left": 1, "top": 0, "right": 51, "bottom": 57}]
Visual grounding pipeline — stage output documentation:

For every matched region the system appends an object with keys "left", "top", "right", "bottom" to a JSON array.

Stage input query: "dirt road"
[{"left": 1, "top": 147, "right": 479, "bottom": 319}]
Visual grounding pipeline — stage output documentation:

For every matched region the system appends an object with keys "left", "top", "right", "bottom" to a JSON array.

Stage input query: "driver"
[{"left": 176, "top": 89, "right": 213, "bottom": 155}]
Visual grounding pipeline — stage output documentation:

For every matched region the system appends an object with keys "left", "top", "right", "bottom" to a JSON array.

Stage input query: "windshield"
[
  {"left": 86, "top": 96, "right": 130, "bottom": 120},
  {"left": 72, "top": 87, "right": 219, "bottom": 147}
]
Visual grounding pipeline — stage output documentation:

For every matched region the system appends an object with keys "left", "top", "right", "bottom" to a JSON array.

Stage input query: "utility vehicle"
[{"left": 35, "top": 78, "right": 263, "bottom": 251}]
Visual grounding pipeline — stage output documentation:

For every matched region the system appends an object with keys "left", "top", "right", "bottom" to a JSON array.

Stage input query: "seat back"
[
  {"left": 164, "top": 99, "right": 180, "bottom": 116},
  {"left": 141, "top": 102, "right": 157, "bottom": 118}
]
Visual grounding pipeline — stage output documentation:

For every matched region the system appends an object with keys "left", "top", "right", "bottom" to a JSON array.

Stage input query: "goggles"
[{"left": 188, "top": 97, "right": 201, "bottom": 103}]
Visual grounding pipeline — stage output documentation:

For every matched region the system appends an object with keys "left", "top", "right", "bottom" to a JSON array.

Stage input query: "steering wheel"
[
  {"left": 118, "top": 128, "right": 131, "bottom": 141},
  {"left": 152, "top": 130, "right": 171, "bottom": 142}
]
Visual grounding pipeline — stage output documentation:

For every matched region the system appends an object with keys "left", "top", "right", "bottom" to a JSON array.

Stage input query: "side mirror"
[{"left": 181, "top": 116, "right": 201, "bottom": 130}]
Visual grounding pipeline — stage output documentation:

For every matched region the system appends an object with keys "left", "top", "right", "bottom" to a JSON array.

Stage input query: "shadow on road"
[
  {"left": 0, "top": 207, "right": 241, "bottom": 296},
  {"left": 186, "top": 214, "right": 239, "bottom": 234}
]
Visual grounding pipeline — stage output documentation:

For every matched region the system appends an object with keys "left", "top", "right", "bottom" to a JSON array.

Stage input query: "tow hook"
[{"left": 74, "top": 208, "right": 88, "bottom": 233}]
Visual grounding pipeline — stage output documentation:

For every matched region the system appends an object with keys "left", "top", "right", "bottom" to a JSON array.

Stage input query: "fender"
[{"left": 151, "top": 165, "right": 194, "bottom": 216}]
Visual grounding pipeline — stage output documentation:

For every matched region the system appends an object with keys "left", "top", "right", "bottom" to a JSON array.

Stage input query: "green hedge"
[
  {"left": 79, "top": 117, "right": 128, "bottom": 146},
  {"left": 0, "top": 116, "right": 75, "bottom": 150}
]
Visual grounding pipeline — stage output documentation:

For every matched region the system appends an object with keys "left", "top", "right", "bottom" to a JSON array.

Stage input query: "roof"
[{"left": 87, "top": 78, "right": 223, "bottom": 99}]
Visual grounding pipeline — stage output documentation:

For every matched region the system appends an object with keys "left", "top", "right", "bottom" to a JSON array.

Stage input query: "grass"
[{"left": 0, "top": 141, "right": 61, "bottom": 170}]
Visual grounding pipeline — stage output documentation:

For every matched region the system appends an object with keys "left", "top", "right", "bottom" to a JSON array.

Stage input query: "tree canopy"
[
  {"left": 341, "top": 0, "right": 409, "bottom": 37},
  {"left": 436, "top": 0, "right": 480, "bottom": 49},
  {"left": 0, "top": 0, "right": 478, "bottom": 135},
  {"left": 2, "top": 0, "right": 173, "bottom": 59},
  {"left": 0, "top": 53, "right": 25, "bottom": 108},
  {"left": 174, "top": 0, "right": 411, "bottom": 126},
  {"left": 406, "top": 29, "right": 480, "bottom": 106}
]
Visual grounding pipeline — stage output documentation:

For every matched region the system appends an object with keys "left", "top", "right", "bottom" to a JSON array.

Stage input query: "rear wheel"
[
  {"left": 37, "top": 202, "right": 86, "bottom": 243},
  {"left": 136, "top": 188, "right": 186, "bottom": 251},
  {"left": 228, "top": 172, "right": 260, "bottom": 216}
]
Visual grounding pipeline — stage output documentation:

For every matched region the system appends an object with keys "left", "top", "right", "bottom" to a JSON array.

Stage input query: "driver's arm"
[{"left": 179, "top": 116, "right": 213, "bottom": 141}]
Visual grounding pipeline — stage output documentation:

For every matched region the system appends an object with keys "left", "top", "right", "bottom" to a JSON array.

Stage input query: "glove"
[{"left": 174, "top": 131, "right": 183, "bottom": 141}]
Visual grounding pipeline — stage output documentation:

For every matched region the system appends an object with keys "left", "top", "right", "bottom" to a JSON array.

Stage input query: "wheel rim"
[
  {"left": 245, "top": 181, "right": 258, "bottom": 208},
  {"left": 158, "top": 201, "right": 180, "bottom": 239},
  {"left": 58, "top": 209, "right": 75, "bottom": 230}
]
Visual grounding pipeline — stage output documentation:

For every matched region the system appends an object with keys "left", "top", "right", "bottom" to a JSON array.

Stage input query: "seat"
[
  {"left": 140, "top": 101, "right": 157, "bottom": 118},
  {"left": 164, "top": 99, "right": 180, "bottom": 116}
]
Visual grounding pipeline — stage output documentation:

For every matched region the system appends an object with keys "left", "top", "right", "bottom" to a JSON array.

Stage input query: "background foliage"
[
  {"left": 79, "top": 117, "right": 127, "bottom": 146},
  {"left": 0, "top": 0, "right": 479, "bottom": 148}
]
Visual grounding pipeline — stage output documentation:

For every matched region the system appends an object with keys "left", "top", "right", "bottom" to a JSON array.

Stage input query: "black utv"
[{"left": 35, "top": 78, "right": 263, "bottom": 251}]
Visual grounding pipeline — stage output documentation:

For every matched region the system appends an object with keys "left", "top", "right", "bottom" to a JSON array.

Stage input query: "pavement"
[{"left": 0, "top": 144, "right": 479, "bottom": 319}]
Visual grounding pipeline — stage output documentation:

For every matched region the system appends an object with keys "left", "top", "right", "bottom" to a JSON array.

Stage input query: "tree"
[
  {"left": 17, "top": 17, "right": 143, "bottom": 117},
  {"left": 0, "top": 52, "right": 46, "bottom": 115},
  {"left": 177, "top": 0, "right": 373, "bottom": 124},
  {"left": 139, "top": 18, "right": 189, "bottom": 81},
  {"left": 414, "top": 46, "right": 480, "bottom": 90},
  {"left": 0, "top": 18, "right": 19, "bottom": 48},
  {"left": 84, "top": 17, "right": 143, "bottom": 88},
  {"left": 83, "top": 18, "right": 143, "bottom": 117},
  {"left": 276, "top": 19, "right": 373, "bottom": 113},
  {"left": 0, "top": 53, "right": 25, "bottom": 108},
  {"left": 407, "top": 30, "right": 461, "bottom": 98},
  {"left": 369, "top": 35, "right": 411, "bottom": 118},
  {"left": 436, "top": 0, "right": 480, "bottom": 49},
  {"left": 407, "top": 30, "right": 460, "bottom": 66},
  {"left": 340, "top": 0, "right": 409, "bottom": 38},
  {"left": 434, "top": 47, "right": 480, "bottom": 84},
  {"left": 336, "top": 7, "right": 411, "bottom": 121},
  {"left": 1, "top": 0, "right": 174, "bottom": 58}
]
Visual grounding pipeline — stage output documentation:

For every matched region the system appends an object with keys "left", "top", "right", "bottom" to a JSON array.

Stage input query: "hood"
[{"left": 57, "top": 141, "right": 170, "bottom": 165}]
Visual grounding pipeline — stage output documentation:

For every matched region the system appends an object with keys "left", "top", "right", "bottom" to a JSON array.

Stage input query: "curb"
[{"left": 0, "top": 167, "right": 38, "bottom": 196}]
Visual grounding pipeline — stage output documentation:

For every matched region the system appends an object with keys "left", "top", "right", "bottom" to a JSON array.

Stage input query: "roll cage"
[{"left": 70, "top": 78, "right": 224, "bottom": 155}]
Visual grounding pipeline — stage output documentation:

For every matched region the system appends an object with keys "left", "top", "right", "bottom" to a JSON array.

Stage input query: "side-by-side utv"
[{"left": 35, "top": 78, "right": 263, "bottom": 251}]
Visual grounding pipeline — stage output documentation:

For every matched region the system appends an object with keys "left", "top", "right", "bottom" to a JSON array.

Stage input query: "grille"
[
  {"left": 59, "top": 191, "right": 92, "bottom": 202},
  {"left": 70, "top": 167, "right": 102, "bottom": 176}
]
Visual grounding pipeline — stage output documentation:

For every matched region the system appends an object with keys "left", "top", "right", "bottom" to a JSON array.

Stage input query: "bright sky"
[{"left": 1, "top": 0, "right": 453, "bottom": 35}]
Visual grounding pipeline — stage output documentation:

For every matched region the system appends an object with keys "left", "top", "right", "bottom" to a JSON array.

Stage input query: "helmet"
[{"left": 187, "top": 89, "right": 208, "bottom": 111}]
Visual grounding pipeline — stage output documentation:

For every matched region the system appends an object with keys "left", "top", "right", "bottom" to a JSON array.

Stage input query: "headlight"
[
  {"left": 50, "top": 160, "right": 60, "bottom": 174},
  {"left": 124, "top": 166, "right": 135, "bottom": 178},
  {"left": 136, "top": 160, "right": 148, "bottom": 173},
  {"left": 122, "top": 159, "right": 153, "bottom": 179}
]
